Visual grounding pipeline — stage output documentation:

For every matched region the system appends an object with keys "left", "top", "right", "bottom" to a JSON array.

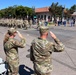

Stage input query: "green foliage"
[
  {"left": 69, "top": 5, "right": 76, "bottom": 14},
  {"left": 49, "top": 3, "right": 75, "bottom": 19},
  {"left": 0, "top": 5, "right": 33, "bottom": 18},
  {"left": 15, "top": 6, "right": 27, "bottom": 18},
  {"left": 49, "top": 2, "right": 64, "bottom": 18},
  {"left": 49, "top": 2, "right": 64, "bottom": 21}
]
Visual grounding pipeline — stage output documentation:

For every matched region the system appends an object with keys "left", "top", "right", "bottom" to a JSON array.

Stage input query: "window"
[
  {"left": 38, "top": 15, "right": 40, "bottom": 18},
  {"left": 41, "top": 15, "right": 43, "bottom": 19},
  {"left": 44, "top": 15, "right": 46, "bottom": 20},
  {"left": 48, "top": 16, "right": 50, "bottom": 19}
]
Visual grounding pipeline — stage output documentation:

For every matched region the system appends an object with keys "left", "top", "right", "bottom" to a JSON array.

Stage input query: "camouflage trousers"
[
  {"left": 8, "top": 71, "right": 19, "bottom": 75},
  {"left": 34, "top": 70, "right": 51, "bottom": 75},
  {"left": 6, "top": 57, "right": 19, "bottom": 75},
  {"left": 34, "top": 63, "right": 51, "bottom": 75}
]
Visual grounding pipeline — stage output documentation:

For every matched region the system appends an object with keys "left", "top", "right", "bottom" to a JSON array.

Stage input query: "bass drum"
[{"left": 0, "top": 58, "right": 8, "bottom": 75}]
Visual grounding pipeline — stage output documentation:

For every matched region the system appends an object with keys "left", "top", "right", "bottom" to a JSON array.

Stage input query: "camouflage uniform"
[
  {"left": 4, "top": 28, "right": 26, "bottom": 75},
  {"left": 30, "top": 26, "right": 64, "bottom": 75},
  {"left": 29, "top": 19, "right": 32, "bottom": 28},
  {"left": 23, "top": 19, "right": 28, "bottom": 30}
]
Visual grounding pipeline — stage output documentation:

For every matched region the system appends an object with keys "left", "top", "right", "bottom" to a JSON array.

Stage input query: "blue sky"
[{"left": 0, "top": 0, "right": 76, "bottom": 9}]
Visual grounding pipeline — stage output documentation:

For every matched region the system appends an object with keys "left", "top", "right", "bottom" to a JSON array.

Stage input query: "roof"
[
  {"left": 35, "top": 7, "right": 49, "bottom": 13},
  {"left": 72, "top": 12, "right": 76, "bottom": 16}
]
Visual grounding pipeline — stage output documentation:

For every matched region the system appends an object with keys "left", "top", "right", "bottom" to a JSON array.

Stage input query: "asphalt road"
[
  {"left": 0, "top": 26, "right": 76, "bottom": 75},
  {"left": 20, "top": 26, "right": 76, "bottom": 75},
  {"left": 21, "top": 26, "right": 76, "bottom": 50}
]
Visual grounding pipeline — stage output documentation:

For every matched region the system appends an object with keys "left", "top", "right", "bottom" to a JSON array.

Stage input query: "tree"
[
  {"left": 49, "top": 2, "right": 63, "bottom": 22},
  {"left": 49, "top": 2, "right": 58, "bottom": 19},
  {"left": 63, "top": 8, "right": 71, "bottom": 18},
  {"left": 4, "top": 6, "right": 16, "bottom": 18},
  {"left": 0, "top": 9, "right": 5, "bottom": 18},
  {"left": 0, "top": 5, "right": 33, "bottom": 18},
  {"left": 69, "top": 5, "right": 76, "bottom": 14},
  {"left": 15, "top": 6, "right": 27, "bottom": 18}
]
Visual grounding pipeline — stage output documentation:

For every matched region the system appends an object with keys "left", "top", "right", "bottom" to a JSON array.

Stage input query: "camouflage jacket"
[
  {"left": 30, "top": 37, "right": 64, "bottom": 73},
  {"left": 4, "top": 38, "right": 25, "bottom": 61}
]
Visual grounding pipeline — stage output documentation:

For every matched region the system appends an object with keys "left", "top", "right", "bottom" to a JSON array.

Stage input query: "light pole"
[
  {"left": 75, "top": 5, "right": 76, "bottom": 12},
  {"left": 61, "top": 6, "right": 65, "bottom": 24},
  {"left": 32, "top": 6, "right": 35, "bottom": 24}
]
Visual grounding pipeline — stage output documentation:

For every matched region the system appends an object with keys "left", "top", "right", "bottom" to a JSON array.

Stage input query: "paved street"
[{"left": 0, "top": 26, "right": 76, "bottom": 75}]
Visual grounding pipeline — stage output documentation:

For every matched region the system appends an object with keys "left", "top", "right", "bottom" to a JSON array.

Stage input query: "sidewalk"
[
  {"left": 49, "top": 25, "right": 76, "bottom": 31},
  {"left": 31, "top": 24, "right": 76, "bottom": 31}
]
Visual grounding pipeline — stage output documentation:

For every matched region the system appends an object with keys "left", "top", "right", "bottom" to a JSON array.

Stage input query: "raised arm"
[
  {"left": 13, "top": 31, "right": 26, "bottom": 48},
  {"left": 50, "top": 31, "right": 64, "bottom": 52}
]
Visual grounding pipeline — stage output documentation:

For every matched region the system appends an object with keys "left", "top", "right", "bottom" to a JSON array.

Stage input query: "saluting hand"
[
  {"left": 17, "top": 31, "right": 24, "bottom": 39},
  {"left": 50, "top": 31, "right": 57, "bottom": 39}
]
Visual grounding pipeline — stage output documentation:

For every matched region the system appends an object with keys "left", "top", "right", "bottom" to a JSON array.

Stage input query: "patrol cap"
[
  {"left": 39, "top": 26, "right": 49, "bottom": 34},
  {"left": 8, "top": 28, "right": 17, "bottom": 35}
]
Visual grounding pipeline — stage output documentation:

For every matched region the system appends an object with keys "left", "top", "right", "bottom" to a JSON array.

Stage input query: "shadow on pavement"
[
  {"left": 19, "top": 65, "right": 34, "bottom": 75},
  {"left": 26, "top": 49, "right": 30, "bottom": 58},
  {"left": 26, "top": 54, "right": 30, "bottom": 58},
  {"left": 53, "top": 58, "right": 76, "bottom": 71}
]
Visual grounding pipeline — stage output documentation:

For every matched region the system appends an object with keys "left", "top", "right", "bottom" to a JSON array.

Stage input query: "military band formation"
[{"left": 1, "top": 23, "right": 65, "bottom": 75}]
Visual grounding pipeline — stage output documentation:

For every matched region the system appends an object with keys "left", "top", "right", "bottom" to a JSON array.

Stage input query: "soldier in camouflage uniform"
[
  {"left": 30, "top": 26, "right": 64, "bottom": 75},
  {"left": 29, "top": 19, "right": 32, "bottom": 28},
  {"left": 23, "top": 19, "right": 28, "bottom": 30},
  {"left": 3, "top": 28, "right": 26, "bottom": 75}
]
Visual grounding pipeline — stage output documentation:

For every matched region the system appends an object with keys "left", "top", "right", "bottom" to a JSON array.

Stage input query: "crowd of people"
[
  {"left": 33, "top": 18, "right": 76, "bottom": 27},
  {"left": 57, "top": 18, "right": 75, "bottom": 27},
  {"left": 0, "top": 17, "right": 76, "bottom": 30}
]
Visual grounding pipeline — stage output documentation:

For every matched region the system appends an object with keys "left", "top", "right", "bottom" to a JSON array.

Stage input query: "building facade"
[{"left": 35, "top": 7, "right": 52, "bottom": 21}]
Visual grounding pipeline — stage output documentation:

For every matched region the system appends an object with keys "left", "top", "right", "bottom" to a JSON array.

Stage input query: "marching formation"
[{"left": 0, "top": 18, "right": 32, "bottom": 29}]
